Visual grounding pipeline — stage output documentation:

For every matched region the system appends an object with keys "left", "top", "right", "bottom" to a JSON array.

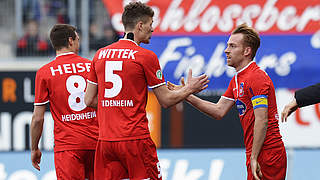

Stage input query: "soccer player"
[
  {"left": 84, "top": 2, "right": 209, "bottom": 180},
  {"left": 30, "top": 24, "right": 98, "bottom": 179},
  {"left": 281, "top": 83, "right": 320, "bottom": 122},
  {"left": 168, "top": 23, "right": 287, "bottom": 180}
]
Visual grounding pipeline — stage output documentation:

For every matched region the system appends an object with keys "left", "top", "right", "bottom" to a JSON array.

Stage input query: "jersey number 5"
[
  {"left": 66, "top": 75, "right": 87, "bottom": 111},
  {"left": 104, "top": 61, "right": 123, "bottom": 98}
]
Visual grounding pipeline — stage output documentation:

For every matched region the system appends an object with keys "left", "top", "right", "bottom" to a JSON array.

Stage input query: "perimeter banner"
[
  {"left": 102, "top": 0, "right": 320, "bottom": 89},
  {"left": 1, "top": 149, "right": 320, "bottom": 180}
]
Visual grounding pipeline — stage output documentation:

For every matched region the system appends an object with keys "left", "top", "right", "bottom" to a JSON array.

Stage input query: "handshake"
[{"left": 166, "top": 69, "right": 209, "bottom": 94}]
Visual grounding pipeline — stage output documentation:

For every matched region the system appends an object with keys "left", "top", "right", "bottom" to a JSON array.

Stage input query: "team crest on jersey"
[
  {"left": 156, "top": 70, "right": 163, "bottom": 80},
  {"left": 239, "top": 82, "right": 244, "bottom": 97},
  {"left": 236, "top": 99, "right": 246, "bottom": 116}
]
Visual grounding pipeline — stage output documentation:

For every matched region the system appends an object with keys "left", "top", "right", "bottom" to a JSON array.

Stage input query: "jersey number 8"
[{"left": 66, "top": 75, "right": 87, "bottom": 111}]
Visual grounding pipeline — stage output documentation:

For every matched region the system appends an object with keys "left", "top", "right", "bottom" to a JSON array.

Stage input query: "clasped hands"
[{"left": 167, "top": 69, "right": 209, "bottom": 93}]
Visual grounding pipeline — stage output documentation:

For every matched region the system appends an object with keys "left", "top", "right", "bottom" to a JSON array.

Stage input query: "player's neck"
[
  {"left": 235, "top": 60, "right": 253, "bottom": 73},
  {"left": 236, "top": 59, "right": 253, "bottom": 72},
  {"left": 124, "top": 32, "right": 140, "bottom": 45},
  {"left": 56, "top": 48, "right": 77, "bottom": 56}
]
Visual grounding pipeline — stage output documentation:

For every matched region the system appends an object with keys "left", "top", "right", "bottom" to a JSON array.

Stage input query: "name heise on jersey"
[{"left": 50, "top": 62, "right": 91, "bottom": 76}]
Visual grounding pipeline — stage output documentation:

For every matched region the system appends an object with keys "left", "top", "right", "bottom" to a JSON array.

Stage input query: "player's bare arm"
[
  {"left": 85, "top": 83, "right": 98, "bottom": 108},
  {"left": 251, "top": 107, "right": 268, "bottom": 180},
  {"left": 30, "top": 105, "right": 46, "bottom": 171},
  {"left": 281, "top": 98, "right": 298, "bottom": 122},
  {"left": 187, "top": 95, "right": 234, "bottom": 120},
  {"left": 153, "top": 69, "right": 209, "bottom": 108}
]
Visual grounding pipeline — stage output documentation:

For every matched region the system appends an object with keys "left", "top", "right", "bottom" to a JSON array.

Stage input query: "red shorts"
[
  {"left": 246, "top": 145, "right": 287, "bottom": 180},
  {"left": 54, "top": 150, "right": 95, "bottom": 180},
  {"left": 94, "top": 137, "right": 162, "bottom": 180}
]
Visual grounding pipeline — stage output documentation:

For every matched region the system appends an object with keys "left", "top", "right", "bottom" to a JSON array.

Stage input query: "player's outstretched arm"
[
  {"left": 30, "top": 105, "right": 46, "bottom": 171},
  {"left": 186, "top": 95, "right": 234, "bottom": 120},
  {"left": 85, "top": 83, "right": 98, "bottom": 108},
  {"left": 281, "top": 98, "right": 298, "bottom": 122},
  {"left": 153, "top": 69, "right": 209, "bottom": 108}
]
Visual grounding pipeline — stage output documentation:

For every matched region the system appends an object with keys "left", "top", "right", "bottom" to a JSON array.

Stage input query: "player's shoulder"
[
  {"left": 247, "top": 65, "right": 272, "bottom": 86},
  {"left": 249, "top": 64, "right": 269, "bottom": 78},
  {"left": 75, "top": 54, "right": 91, "bottom": 63},
  {"left": 137, "top": 46, "right": 157, "bottom": 59},
  {"left": 230, "top": 75, "right": 236, "bottom": 83},
  {"left": 255, "top": 67, "right": 269, "bottom": 80},
  {"left": 37, "top": 59, "right": 55, "bottom": 74},
  {"left": 35, "top": 62, "right": 54, "bottom": 81},
  {"left": 139, "top": 46, "right": 156, "bottom": 54}
]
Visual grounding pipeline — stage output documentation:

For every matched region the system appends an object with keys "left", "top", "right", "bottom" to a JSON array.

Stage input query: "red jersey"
[
  {"left": 88, "top": 39, "right": 165, "bottom": 141},
  {"left": 34, "top": 52, "right": 98, "bottom": 152},
  {"left": 222, "top": 62, "right": 283, "bottom": 155}
]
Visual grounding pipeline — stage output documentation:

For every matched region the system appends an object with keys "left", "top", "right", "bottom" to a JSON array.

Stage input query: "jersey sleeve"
[
  {"left": 87, "top": 54, "right": 98, "bottom": 85},
  {"left": 141, "top": 51, "right": 165, "bottom": 89},
  {"left": 34, "top": 69, "right": 49, "bottom": 105},
  {"left": 222, "top": 78, "right": 235, "bottom": 101},
  {"left": 295, "top": 83, "right": 320, "bottom": 108},
  {"left": 249, "top": 72, "right": 270, "bottom": 109}
]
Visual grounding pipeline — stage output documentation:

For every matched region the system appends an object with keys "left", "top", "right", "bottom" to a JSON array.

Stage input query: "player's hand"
[
  {"left": 251, "top": 159, "right": 262, "bottom": 180},
  {"left": 281, "top": 98, "right": 298, "bottom": 122},
  {"left": 180, "top": 77, "right": 185, "bottom": 86},
  {"left": 167, "top": 77, "right": 185, "bottom": 91},
  {"left": 31, "top": 149, "right": 42, "bottom": 171},
  {"left": 185, "top": 69, "right": 209, "bottom": 94}
]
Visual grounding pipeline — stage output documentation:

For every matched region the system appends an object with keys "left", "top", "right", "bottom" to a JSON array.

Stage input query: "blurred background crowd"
[{"left": 0, "top": 0, "right": 119, "bottom": 59}]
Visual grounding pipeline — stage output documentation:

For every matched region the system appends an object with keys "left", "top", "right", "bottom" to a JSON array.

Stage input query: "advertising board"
[
  {"left": 103, "top": 0, "right": 320, "bottom": 89},
  {"left": 0, "top": 149, "right": 319, "bottom": 180}
]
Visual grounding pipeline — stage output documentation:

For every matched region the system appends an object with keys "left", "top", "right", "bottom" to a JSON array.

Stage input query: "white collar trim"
[
  {"left": 56, "top": 52, "right": 75, "bottom": 58},
  {"left": 120, "top": 38, "right": 139, "bottom": 46},
  {"left": 236, "top": 61, "right": 255, "bottom": 74}
]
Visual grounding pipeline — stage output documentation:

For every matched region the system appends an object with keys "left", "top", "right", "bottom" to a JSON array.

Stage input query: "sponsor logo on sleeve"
[{"left": 156, "top": 70, "right": 163, "bottom": 80}]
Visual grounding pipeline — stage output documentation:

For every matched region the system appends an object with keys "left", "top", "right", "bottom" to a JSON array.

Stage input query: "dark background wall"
[{"left": 161, "top": 95, "right": 244, "bottom": 148}]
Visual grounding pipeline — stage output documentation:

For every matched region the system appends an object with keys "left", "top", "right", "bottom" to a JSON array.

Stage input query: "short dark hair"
[
  {"left": 232, "top": 23, "right": 260, "bottom": 60},
  {"left": 49, "top": 24, "right": 77, "bottom": 50},
  {"left": 122, "top": 2, "right": 154, "bottom": 31}
]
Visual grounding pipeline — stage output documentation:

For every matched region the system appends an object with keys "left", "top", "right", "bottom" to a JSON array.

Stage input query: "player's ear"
[
  {"left": 68, "top": 37, "right": 73, "bottom": 47},
  {"left": 137, "top": 21, "right": 144, "bottom": 31},
  {"left": 244, "top": 47, "right": 252, "bottom": 57}
]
